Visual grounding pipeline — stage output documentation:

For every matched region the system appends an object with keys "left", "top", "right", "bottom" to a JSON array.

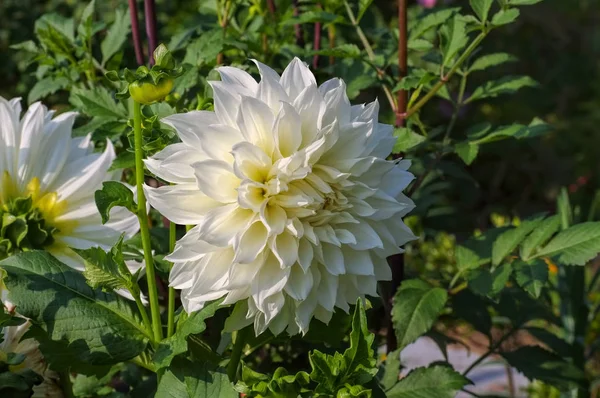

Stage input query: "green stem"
[
  {"left": 59, "top": 371, "right": 74, "bottom": 398},
  {"left": 227, "top": 328, "right": 249, "bottom": 382},
  {"left": 167, "top": 220, "right": 177, "bottom": 338},
  {"left": 405, "top": 31, "right": 487, "bottom": 119},
  {"left": 133, "top": 289, "right": 153, "bottom": 339},
  {"left": 133, "top": 101, "right": 163, "bottom": 342},
  {"left": 342, "top": 0, "right": 396, "bottom": 111}
]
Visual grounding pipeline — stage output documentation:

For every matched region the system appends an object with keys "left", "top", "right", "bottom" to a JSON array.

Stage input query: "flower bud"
[{"left": 129, "top": 78, "right": 174, "bottom": 105}]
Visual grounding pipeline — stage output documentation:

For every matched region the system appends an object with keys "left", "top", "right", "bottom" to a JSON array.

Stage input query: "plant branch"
[
  {"left": 313, "top": 4, "right": 322, "bottom": 70},
  {"left": 128, "top": 0, "right": 145, "bottom": 65},
  {"left": 292, "top": 0, "right": 304, "bottom": 47},
  {"left": 59, "top": 371, "right": 74, "bottom": 398},
  {"left": 402, "top": 31, "right": 487, "bottom": 120},
  {"left": 133, "top": 289, "right": 153, "bottom": 338},
  {"left": 343, "top": 0, "right": 396, "bottom": 111},
  {"left": 133, "top": 101, "right": 163, "bottom": 342},
  {"left": 463, "top": 327, "right": 516, "bottom": 377},
  {"left": 396, "top": 0, "right": 408, "bottom": 127},
  {"left": 167, "top": 220, "right": 177, "bottom": 338}
]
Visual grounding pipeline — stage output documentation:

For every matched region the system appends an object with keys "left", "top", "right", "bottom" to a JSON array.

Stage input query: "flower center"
[{"left": 0, "top": 172, "right": 71, "bottom": 260}]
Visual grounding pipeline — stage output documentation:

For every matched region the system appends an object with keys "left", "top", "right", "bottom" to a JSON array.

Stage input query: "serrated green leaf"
[
  {"left": 156, "top": 358, "right": 237, "bottom": 398},
  {"left": 467, "top": 75, "right": 537, "bottom": 103},
  {"left": 455, "top": 142, "right": 479, "bottom": 165},
  {"left": 344, "top": 299, "right": 377, "bottom": 383},
  {"left": 27, "top": 77, "right": 69, "bottom": 104},
  {"left": 393, "top": 128, "right": 426, "bottom": 153},
  {"left": 77, "top": 0, "right": 95, "bottom": 40},
  {"left": 184, "top": 29, "right": 224, "bottom": 66},
  {"left": 470, "top": 0, "right": 494, "bottom": 22},
  {"left": 468, "top": 263, "right": 512, "bottom": 298},
  {"left": 312, "top": 44, "right": 362, "bottom": 59},
  {"left": 281, "top": 11, "right": 343, "bottom": 26},
  {"left": 410, "top": 8, "right": 460, "bottom": 40},
  {"left": 509, "top": 0, "right": 543, "bottom": 4},
  {"left": 154, "top": 299, "right": 224, "bottom": 369},
  {"left": 101, "top": 9, "right": 130, "bottom": 66},
  {"left": 378, "top": 349, "right": 401, "bottom": 391},
  {"left": 407, "top": 38, "right": 433, "bottom": 52},
  {"left": 76, "top": 236, "right": 135, "bottom": 292},
  {"left": 392, "top": 279, "right": 447, "bottom": 351},
  {"left": 514, "top": 259, "right": 548, "bottom": 298},
  {"left": 492, "top": 214, "right": 546, "bottom": 266},
  {"left": 501, "top": 346, "right": 585, "bottom": 391},
  {"left": 468, "top": 52, "right": 517, "bottom": 72},
  {"left": 520, "top": 215, "right": 561, "bottom": 260},
  {"left": 0, "top": 251, "right": 149, "bottom": 366},
  {"left": 534, "top": 222, "right": 600, "bottom": 265},
  {"left": 72, "top": 86, "right": 128, "bottom": 119},
  {"left": 440, "top": 15, "right": 468, "bottom": 67},
  {"left": 357, "top": 0, "right": 374, "bottom": 22},
  {"left": 386, "top": 365, "right": 470, "bottom": 397},
  {"left": 455, "top": 245, "right": 482, "bottom": 272},
  {"left": 95, "top": 181, "right": 136, "bottom": 224},
  {"left": 491, "top": 8, "right": 520, "bottom": 26}
]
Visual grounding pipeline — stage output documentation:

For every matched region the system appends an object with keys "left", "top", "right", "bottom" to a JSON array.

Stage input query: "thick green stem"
[
  {"left": 227, "top": 328, "right": 249, "bottom": 382},
  {"left": 405, "top": 32, "right": 487, "bottom": 119},
  {"left": 133, "top": 289, "right": 153, "bottom": 338},
  {"left": 133, "top": 101, "right": 163, "bottom": 342},
  {"left": 167, "top": 220, "right": 177, "bottom": 338}
]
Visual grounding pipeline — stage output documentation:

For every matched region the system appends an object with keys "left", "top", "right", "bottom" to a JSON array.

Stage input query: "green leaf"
[
  {"left": 491, "top": 8, "right": 520, "bottom": 26},
  {"left": 468, "top": 263, "right": 512, "bottom": 298},
  {"left": 454, "top": 142, "right": 479, "bottom": 165},
  {"left": 407, "top": 38, "right": 433, "bottom": 52},
  {"left": 386, "top": 366, "right": 470, "bottom": 397},
  {"left": 76, "top": 237, "right": 136, "bottom": 292},
  {"left": 183, "top": 29, "right": 224, "bottom": 66},
  {"left": 501, "top": 346, "right": 585, "bottom": 391},
  {"left": 109, "top": 151, "right": 136, "bottom": 171},
  {"left": 451, "top": 289, "right": 491, "bottom": 336},
  {"left": 101, "top": 9, "right": 130, "bottom": 66},
  {"left": 410, "top": 8, "right": 460, "bottom": 40},
  {"left": 156, "top": 358, "right": 237, "bottom": 398},
  {"left": 491, "top": 214, "right": 546, "bottom": 266},
  {"left": 468, "top": 52, "right": 517, "bottom": 72},
  {"left": 281, "top": 11, "right": 343, "bottom": 26},
  {"left": 468, "top": 75, "right": 537, "bottom": 103},
  {"left": 391, "top": 279, "right": 448, "bottom": 351},
  {"left": 77, "top": 0, "right": 95, "bottom": 40},
  {"left": 27, "top": 77, "right": 69, "bottom": 104},
  {"left": 0, "top": 251, "right": 149, "bottom": 366},
  {"left": 470, "top": 0, "right": 494, "bottom": 22},
  {"left": 94, "top": 181, "right": 135, "bottom": 224},
  {"left": 72, "top": 86, "right": 128, "bottom": 119},
  {"left": 534, "top": 222, "right": 600, "bottom": 265},
  {"left": 312, "top": 44, "right": 362, "bottom": 59},
  {"left": 357, "top": 0, "right": 374, "bottom": 22},
  {"left": 154, "top": 299, "right": 224, "bottom": 369},
  {"left": 440, "top": 15, "right": 468, "bottom": 67},
  {"left": 308, "top": 300, "right": 377, "bottom": 394},
  {"left": 378, "top": 350, "right": 401, "bottom": 391},
  {"left": 509, "top": 0, "right": 543, "bottom": 4},
  {"left": 393, "top": 128, "right": 426, "bottom": 153},
  {"left": 455, "top": 245, "right": 482, "bottom": 272},
  {"left": 514, "top": 259, "right": 548, "bottom": 298},
  {"left": 520, "top": 215, "right": 561, "bottom": 260}
]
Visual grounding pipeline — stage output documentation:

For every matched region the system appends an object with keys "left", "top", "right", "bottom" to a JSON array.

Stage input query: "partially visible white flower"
[
  {"left": 1, "top": 295, "right": 63, "bottom": 397},
  {"left": 0, "top": 97, "right": 139, "bottom": 270},
  {"left": 145, "top": 58, "right": 415, "bottom": 335}
]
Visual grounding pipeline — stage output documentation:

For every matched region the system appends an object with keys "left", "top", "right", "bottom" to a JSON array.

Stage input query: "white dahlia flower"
[
  {"left": 144, "top": 58, "right": 415, "bottom": 335},
  {"left": 0, "top": 97, "right": 139, "bottom": 270}
]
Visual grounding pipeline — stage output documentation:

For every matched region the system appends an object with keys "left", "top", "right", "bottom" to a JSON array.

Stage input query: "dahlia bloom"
[
  {"left": 145, "top": 58, "right": 415, "bottom": 335},
  {"left": 0, "top": 97, "right": 139, "bottom": 270}
]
